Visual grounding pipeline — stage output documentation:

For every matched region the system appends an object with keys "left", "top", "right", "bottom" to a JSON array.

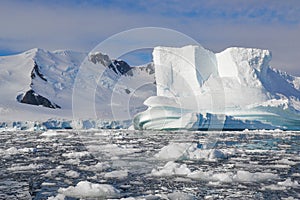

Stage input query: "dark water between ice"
[{"left": 0, "top": 130, "right": 299, "bottom": 199}]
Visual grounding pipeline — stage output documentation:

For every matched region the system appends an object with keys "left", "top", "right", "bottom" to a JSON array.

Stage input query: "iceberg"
[{"left": 134, "top": 45, "right": 300, "bottom": 130}]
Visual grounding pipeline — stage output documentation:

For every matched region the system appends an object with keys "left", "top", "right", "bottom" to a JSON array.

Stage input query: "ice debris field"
[{"left": 0, "top": 129, "right": 299, "bottom": 199}]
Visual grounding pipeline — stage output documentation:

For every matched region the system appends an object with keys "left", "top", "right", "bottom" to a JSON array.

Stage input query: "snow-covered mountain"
[
  {"left": 134, "top": 45, "right": 300, "bottom": 130},
  {"left": 0, "top": 48, "right": 155, "bottom": 122},
  {"left": 1, "top": 45, "right": 299, "bottom": 130}
]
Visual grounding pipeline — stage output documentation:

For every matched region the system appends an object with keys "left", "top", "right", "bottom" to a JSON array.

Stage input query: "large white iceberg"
[{"left": 134, "top": 45, "right": 300, "bottom": 130}]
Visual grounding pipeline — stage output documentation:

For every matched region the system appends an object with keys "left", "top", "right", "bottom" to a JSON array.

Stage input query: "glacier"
[{"left": 134, "top": 45, "right": 300, "bottom": 130}]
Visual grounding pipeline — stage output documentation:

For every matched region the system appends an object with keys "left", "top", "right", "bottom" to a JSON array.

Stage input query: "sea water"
[{"left": 0, "top": 130, "right": 299, "bottom": 199}]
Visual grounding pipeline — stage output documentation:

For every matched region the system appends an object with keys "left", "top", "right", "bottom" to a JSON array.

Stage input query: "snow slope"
[
  {"left": 0, "top": 49, "right": 155, "bottom": 122},
  {"left": 134, "top": 45, "right": 300, "bottom": 130},
  {"left": 0, "top": 48, "right": 79, "bottom": 121}
]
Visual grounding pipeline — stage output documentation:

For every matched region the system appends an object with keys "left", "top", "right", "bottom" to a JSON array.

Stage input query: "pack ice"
[{"left": 134, "top": 45, "right": 300, "bottom": 130}]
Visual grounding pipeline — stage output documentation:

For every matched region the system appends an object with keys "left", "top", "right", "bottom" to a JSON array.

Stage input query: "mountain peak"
[{"left": 24, "top": 47, "right": 46, "bottom": 55}]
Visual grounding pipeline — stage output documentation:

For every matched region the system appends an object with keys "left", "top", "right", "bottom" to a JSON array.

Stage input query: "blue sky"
[{"left": 0, "top": 0, "right": 300, "bottom": 75}]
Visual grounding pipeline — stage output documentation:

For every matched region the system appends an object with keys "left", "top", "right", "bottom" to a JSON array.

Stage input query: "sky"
[{"left": 0, "top": 0, "right": 299, "bottom": 75}]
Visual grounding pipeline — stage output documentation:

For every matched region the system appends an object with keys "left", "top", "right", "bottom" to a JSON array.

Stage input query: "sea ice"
[
  {"left": 65, "top": 170, "right": 80, "bottom": 178},
  {"left": 155, "top": 142, "right": 233, "bottom": 161},
  {"left": 104, "top": 170, "right": 129, "bottom": 179},
  {"left": 154, "top": 143, "right": 192, "bottom": 160},
  {"left": 151, "top": 160, "right": 279, "bottom": 183},
  {"left": 7, "top": 163, "right": 43, "bottom": 171},
  {"left": 47, "top": 194, "right": 65, "bottom": 200},
  {"left": 0, "top": 147, "right": 35, "bottom": 155},
  {"left": 62, "top": 151, "right": 90, "bottom": 158},
  {"left": 151, "top": 161, "right": 191, "bottom": 177},
  {"left": 277, "top": 178, "right": 299, "bottom": 188},
  {"left": 41, "top": 130, "right": 69, "bottom": 137},
  {"left": 188, "top": 170, "right": 278, "bottom": 183},
  {"left": 58, "top": 181, "right": 119, "bottom": 198},
  {"left": 166, "top": 192, "right": 196, "bottom": 200}
]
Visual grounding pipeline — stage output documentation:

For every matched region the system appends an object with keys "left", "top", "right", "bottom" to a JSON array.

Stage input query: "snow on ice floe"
[
  {"left": 166, "top": 192, "right": 195, "bottom": 200},
  {"left": 151, "top": 192, "right": 195, "bottom": 200},
  {"left": 104, "top": 169, "right": 128, "bottom": 179},
  {"left": 151, "top": 161, "right": 191, "bottom": 177},
  {"left": 277, "top": 178, "right": 299, "bottom": 188},
  {"left": 155, "top": 142, "right": 235, "bottom": 161},
  {"left": 134, "top": 45, "right": 300, "bottom": 130},
  {"left": 119, "top": 192, "right": 195, "bottom": 200},
  {"left": 56, "top": 181, "right": 119, "bottom": 199},
  {"left": 40, "top": 130, "right": 70, "bottom": 137},
  {"left": 87, "top": 143, "right": 143, "bottom": 158},
  {"left": 47, "top": 194, "right": 65, "bottom": 200},
  {"left": 0, "top": 146, "right": 36, "bottom": 156},
  {"left": 262, "top": 178, "right": 299, "bottom": 191},
  {"left": 151, "top": 161, "right": 279, "bottom": 183},
  {"left": 188, "top": 170, "right": 279, "bottom": 183},
  {"left": 62, "top": 151, "right": 90, "bottom": 159},
  {"left": 79, "top": 162, "right": 110, "bottom": 172},
  {"left": 7, "top": 163, "right": 43, "bottom": 171},
  {"left": 65, "top": 170, "right": 80, "bottom": 178}
]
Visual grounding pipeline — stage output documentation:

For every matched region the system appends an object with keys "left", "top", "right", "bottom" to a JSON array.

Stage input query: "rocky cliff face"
[
  {"left": 89, "top": 52, "right": 132, "bottom": 76},
  {"left": 18, "top": 90, "right": 61, "bottom": 109}
]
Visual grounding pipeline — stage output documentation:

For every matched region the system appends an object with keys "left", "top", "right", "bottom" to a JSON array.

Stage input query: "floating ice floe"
[
  {"left": 262, "top": 178, "right": 299, "bottom": 191},
  {"left": 58, "top": 181, "right": 119, "bottom": 199},
  {"left": 152, "top": 161, "right": 279, "bottom": 183},
  {"left": 0, "top": 147, "right": 36, "bottom": 156},
  {"left": 7, "top": 163, "right": 43, "bottom": 171},
  {"left": 65, "top": 170, "right": 80, "bottom": 178},
  {"left": 104, "top": 170, "right": 128, "bottom": 179},
  {"left": 151, "top": 161, "right": 191, "bottom": 177},
  {"left": 40, "top": 130, "right": 70, "bottom": 137},
  {"left": 155, "top": 142, "right": 235, "bottom": 161},
  {"left": 47, "top": 194, "right": 65, "bottom": 200},
  {"left": 62, "top": 151, "right": 90, "bottom": 159},
  {"left": 87, "top": 143, "right": 142, "bottom": 158},
  {"left": 119, "top": 192, "right": 195, "bottom": 200},
  {"left": 277, "top": 178, "right": 299, "bottom": 188}
]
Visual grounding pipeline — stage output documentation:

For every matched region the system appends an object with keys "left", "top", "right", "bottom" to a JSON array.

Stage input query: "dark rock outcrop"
[
  {"left": 137, "top": 63, "right": 155, "bottom": 75},
  {"left": 17, "top": 61, "right": 60, "bottom": 109},
  {"left": 109, "top": 60, "right": 133, "bottom": 76},
  {"left": 89, "top": 52, "right": 111, "bottom": 66},
  {"left": 31, "top": 62, "right": 47, "bottom": 81},
  {"left": 18, "top": 90, "right": 60, "bottom": 109},
  {"left": 89, "top": 52, "right": 133, "bottom": 76}
]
